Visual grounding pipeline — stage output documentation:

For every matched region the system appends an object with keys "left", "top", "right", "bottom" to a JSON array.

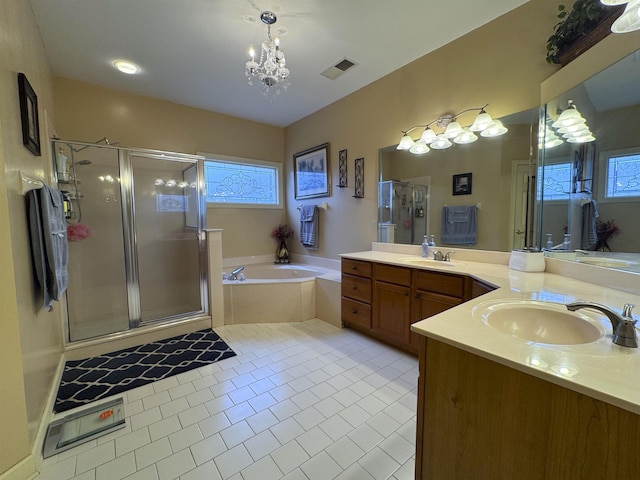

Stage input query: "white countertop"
[{"left": 340, "top": 249, "right": 640, "bottom": 415}]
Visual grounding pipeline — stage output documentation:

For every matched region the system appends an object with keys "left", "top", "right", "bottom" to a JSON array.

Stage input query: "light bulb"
[{"left": 113, "top": 60, "right": 140, "bottom": 75}]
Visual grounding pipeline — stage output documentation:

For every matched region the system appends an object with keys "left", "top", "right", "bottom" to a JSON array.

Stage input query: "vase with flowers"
[
  {"left": 595, "top": 218, "right": 620, "bottom": 251},
  {"left": 272, "top": 224, "right": 294, "bottom": 263}
]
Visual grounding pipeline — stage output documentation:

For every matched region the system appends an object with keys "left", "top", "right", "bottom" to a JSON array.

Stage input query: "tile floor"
[{"left": 36, "top": 320, "right": 418, "bottom": 480}]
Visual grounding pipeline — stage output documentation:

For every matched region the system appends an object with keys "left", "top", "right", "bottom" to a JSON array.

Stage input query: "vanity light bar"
[{"left": 397, "top": 105, "right": 508, "bottom": 155}]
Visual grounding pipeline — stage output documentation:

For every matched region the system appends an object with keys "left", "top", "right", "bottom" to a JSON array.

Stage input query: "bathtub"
[{"left": 222, "top": 263, "right": 337, "bottom": 325}]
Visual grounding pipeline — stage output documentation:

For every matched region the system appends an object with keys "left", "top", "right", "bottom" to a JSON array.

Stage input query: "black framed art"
[
  {"left": 337, "top": 149, "right": 348, "bottom": 188},
  {"left": 453, "top": 172, "right": 472, "bottom": 195},
  {"left": 293, "top": 143, "right": 330, "bottom": 200},
  {"left": 18, "top": 73, "right": 41, "bottom": 156}
]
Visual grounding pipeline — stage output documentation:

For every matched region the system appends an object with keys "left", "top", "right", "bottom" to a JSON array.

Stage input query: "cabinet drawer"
[
  {"left": 342, "top": 297, "right": 372, "bottom": 329},
  {"left": 374, "top": 263, "right": 411, "bottom": 286},
  {"left": 413, "top": 270, "right": 465, "bottom": 298},
  {"left": 342, "top": 259, "right": 372, "bottom": 278},
  {"left": 341, "top": 275, "right": 372, "bottom": 303}
]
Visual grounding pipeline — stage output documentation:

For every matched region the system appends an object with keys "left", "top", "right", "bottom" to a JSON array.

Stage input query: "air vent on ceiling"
[{"left": 321, "top": 58, "right": 358, "bottom": 80}]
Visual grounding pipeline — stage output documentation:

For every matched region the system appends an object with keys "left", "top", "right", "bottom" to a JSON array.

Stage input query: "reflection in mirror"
[
  {"left": 378, "top": 109, "right": 539, "bottom": 252},
  {"left": 538, "top": 49, "right": 640, "bottom": 271}
]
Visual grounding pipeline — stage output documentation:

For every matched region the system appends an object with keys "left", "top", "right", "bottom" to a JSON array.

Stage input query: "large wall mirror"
[
  {"left": 378, "top": 109, "right": 539, "bottom": 252},
  {"left": 538, "top": 48, "right": 640, "bottom": 270}
]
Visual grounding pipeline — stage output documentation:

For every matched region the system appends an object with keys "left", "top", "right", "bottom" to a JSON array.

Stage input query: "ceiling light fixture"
[
  {"left": 397, "top": 105, "right": 508, "bottom": 155},
  {"left": 601, "top": 0, "right": 640, "bottom": 32},
  {"left": 551, "top": 100, "right": 595, "bottom": 143},
  {"left": 245, "top": 11, "right": 290, "bottom": 94},
  {"left": 113, "top": 60, "right": 140, "bottom": 75}
]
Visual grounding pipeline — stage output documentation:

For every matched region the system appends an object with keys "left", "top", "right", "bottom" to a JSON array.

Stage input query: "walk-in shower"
[
  {"left": 53, "top": 140, "right": 208, "bottom": 342},
  {"left": 378, "top": 180, "right": 429, "bottom": 244}
]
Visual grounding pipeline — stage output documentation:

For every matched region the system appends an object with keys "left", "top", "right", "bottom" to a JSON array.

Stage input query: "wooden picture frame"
[
  {"left": 294, "top": 143, "right": 330, "bottom": 199},
  {"left": 453, "top": 172, "right": 472, "bottom": 195},
  {"left": 18, "top": 73, "right": 41, "bottom": 156}
]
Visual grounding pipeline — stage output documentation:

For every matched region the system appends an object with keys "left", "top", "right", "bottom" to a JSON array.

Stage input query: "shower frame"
[{"left": 53, "top": 139, "right": 209, "bottom": 343}]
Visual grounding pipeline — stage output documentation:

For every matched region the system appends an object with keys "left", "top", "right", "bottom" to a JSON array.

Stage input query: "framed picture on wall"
[
  {"left": 453, "top": 172, "right": 472, "bottom": 195},
  {"left": 294, "top": 143, "right": 331, "bottom": 199},
  {"left": 17, "top": 73, "right": 41, "bottom": 156}
]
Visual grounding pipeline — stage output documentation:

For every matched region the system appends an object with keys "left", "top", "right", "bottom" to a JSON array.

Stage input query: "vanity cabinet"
[
  {"left": 341, "top": 259, "right": 372, "bottom": 329},
  {"left": 415, "top": 337, "right": 640, "bottom": 479},
  {"left": 341, "top": 258, "right": 492, "bottom": 354},
  {"left": 372, "top": 264, "right": 412, "bottom": 347}
]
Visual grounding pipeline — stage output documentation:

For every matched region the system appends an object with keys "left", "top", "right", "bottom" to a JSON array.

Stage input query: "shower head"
[{"left": 75, "top": 160, "right": 92, "bottom": 166}]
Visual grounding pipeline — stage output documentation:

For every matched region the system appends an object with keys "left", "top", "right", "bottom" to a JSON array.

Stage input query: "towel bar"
[
  {"left": 20, "top": 171, "right": 45, "bottom": 195},
  {"left": 297, "top": 202, "right": 328, "bottom": 210}
]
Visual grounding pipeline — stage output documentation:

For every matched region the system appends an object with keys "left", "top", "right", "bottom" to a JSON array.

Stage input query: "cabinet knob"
[
  {"left": 405, "top": 291, "right": 409, "bottom": 297},
  {"left": 352, "top": 285, "right": 357, "bottom": 290},
  {"left": 415, "top": 293, "right": 421, "bottom": 299},
  {"left": 352, "top": 266, "right": 357, "bottom": 271},
  {"left": 352, "top": 309, "right": 358, "bottom": 314}
]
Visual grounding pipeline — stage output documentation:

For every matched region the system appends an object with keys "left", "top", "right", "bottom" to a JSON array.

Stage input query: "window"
[
  {"left": 203, "top": 155, "right": 281, "bottom": 207},
  {"left": 603, "top": 152, "right": 640, "bottom": 199},
  {"left": 538, "top": 162, "right": 571, "bottom": 201}
]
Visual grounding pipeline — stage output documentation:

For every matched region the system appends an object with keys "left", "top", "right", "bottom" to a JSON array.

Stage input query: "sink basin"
[
  {"left": 397, "top": 256, "right": 461, "bottom": 268},
  {"left": 473, "top": 300, "right": 605, "bottom": 345}
]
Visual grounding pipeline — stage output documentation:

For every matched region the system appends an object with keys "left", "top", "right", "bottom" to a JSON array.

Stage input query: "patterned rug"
[{"left": 54, "top": 329, "right": 236, "bottom": 413}]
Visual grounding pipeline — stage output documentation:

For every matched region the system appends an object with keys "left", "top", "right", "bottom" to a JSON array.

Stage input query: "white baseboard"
[{"left": 0, "top": 456, "right": 37, "bottom": 480}]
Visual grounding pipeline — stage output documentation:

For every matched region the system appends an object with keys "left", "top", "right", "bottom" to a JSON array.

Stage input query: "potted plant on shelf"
[{"left": 546, "top": 0, "right": 624, "bottom": 66}]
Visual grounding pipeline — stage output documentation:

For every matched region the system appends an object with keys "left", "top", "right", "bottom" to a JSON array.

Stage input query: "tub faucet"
[
  {"left": 566, "top": 302, "right": 637, "bottom": 348},
  {"left": 228, "top": 266, "right": 245, "bottom": 281}
]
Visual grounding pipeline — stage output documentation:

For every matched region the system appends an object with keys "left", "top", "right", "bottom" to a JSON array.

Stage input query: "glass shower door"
[
  {"left": 130, "top": 154, "right": 205, "bottom": 325},
  {"left": 57, "top": 142, "right": 130, "bottom": 342}
]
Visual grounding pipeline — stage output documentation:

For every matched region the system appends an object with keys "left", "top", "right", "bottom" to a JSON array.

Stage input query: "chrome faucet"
[
  {"left": 432, "top": 250, "right": 454, "bottom": 262},
  {"left": 228, "top": 266, "right": 245, "bottom": 281},
  {"left": 566, "top": 302, "right": 637, "bottom": 348}
]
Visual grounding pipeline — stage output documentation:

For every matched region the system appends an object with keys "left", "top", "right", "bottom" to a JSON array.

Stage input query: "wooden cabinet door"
[
  {"left": 411, "top": 290, "right": 463, "bottom": 349},
  {"left": 373, "top": 281, "right": 412, "bottom": 345}
]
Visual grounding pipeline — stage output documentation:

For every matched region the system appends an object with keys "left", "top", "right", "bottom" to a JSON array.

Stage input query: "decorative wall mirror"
[{"left": 378, "top": 108, "right": 539, "bottom": 252}]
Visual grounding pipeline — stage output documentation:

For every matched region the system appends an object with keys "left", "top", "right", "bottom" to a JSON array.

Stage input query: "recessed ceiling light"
[{"left": 113, "top": 60, "right": 140, "bottom": 75}]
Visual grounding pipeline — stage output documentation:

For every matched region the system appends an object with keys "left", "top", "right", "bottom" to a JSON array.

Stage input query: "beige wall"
[
  {"left": 53, "top": 78, "right": 287, "bottom": 259},
  {"left": 0, "top": 0, "right": 60, "bottom": 476},
  {"left": 284, "top": 0, "right": 560, "bottom": 260}
]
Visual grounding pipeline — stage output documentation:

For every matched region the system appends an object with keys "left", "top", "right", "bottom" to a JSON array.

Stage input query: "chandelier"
[
  {"left": 245, "top": 11, "right": 290, "bottom": 94},
  {"left": 397, "top": 105, "right": 508, "bottom": 155}
]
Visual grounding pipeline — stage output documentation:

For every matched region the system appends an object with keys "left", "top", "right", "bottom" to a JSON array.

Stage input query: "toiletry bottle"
[
  {"left": 428, "top": 235, "right": 436, "bottom": 248},
  {"left": 562, "top": 233, "right": 571, "bottom": 250},
  {"left": 546, "top": 234, "right": 553, "bottom": 250},
  {"left": 421, "top": 235, "right": 429, "bottom": 258}
]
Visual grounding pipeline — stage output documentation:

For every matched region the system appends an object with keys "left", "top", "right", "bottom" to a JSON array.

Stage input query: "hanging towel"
[
  {"left": 27, "top": 185, "right": 68, "bottom": 311},
  {"left": 299, "top": 205, "right": 319, "bottom": 250},
  {"left": 581, "top": 199, "right": 599, "bottom": 249},
  {"left": 441, "top": 205, "right": 477, "bottom": 245}
]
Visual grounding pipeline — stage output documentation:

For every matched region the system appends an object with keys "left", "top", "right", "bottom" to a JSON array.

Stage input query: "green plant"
[{"left": 546, "top": 0, "right": 609, "bottom": 64}]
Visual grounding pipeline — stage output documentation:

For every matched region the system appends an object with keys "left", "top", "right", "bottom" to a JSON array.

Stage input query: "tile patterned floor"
[{"left": 36, "top": 320, "right": 418, "bottom": 480}]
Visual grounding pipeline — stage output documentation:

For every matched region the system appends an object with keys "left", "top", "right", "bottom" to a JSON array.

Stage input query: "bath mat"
[{"left": 54, "top": 329, "right": 236, "bottom": 413}]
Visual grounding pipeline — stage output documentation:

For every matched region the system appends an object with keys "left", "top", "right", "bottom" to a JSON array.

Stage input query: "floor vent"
[{"left": 321, "top": 58, "right": 358, "bottom": 79}]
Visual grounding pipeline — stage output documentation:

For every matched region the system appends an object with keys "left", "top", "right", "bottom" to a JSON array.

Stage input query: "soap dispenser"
[{"left": 421, "top": 235, "right": 429, "bottom": 258}]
